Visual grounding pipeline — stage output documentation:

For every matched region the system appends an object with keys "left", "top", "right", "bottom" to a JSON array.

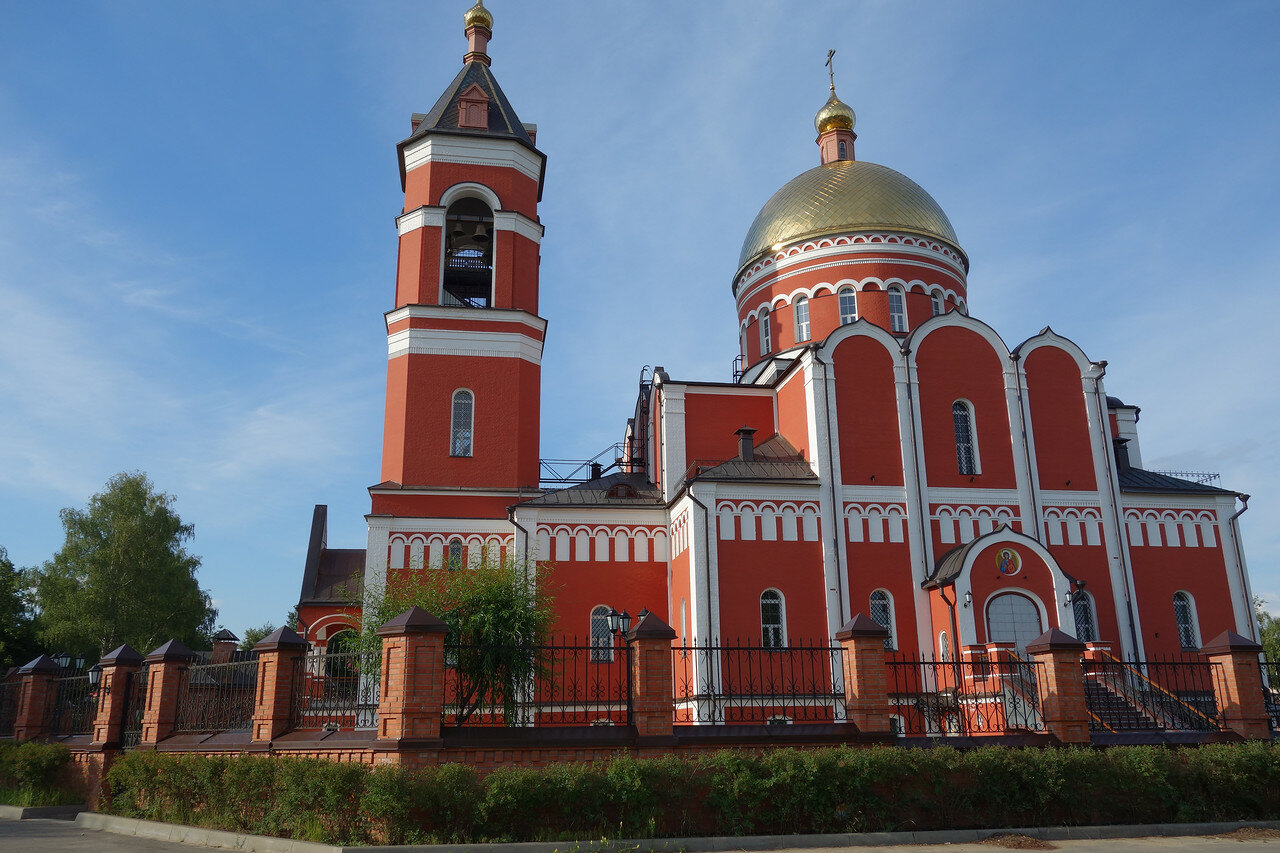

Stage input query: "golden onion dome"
[
  {"left": 814, "top": 90, "right": 856, "bottom": 134},
  {"left": 464, "top": 0, "right": 493, "bottom": 30},
  {"left": 737, "top": 159, "right": 966, "bottom": 273}
]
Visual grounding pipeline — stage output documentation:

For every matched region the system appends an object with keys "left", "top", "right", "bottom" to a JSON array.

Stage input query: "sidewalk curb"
[
  {"left": 0, "top": 803, "right": 87, "bottom": 821},
  {"left": 71, "top": 813, "right": 1280, "bottom": 852}
]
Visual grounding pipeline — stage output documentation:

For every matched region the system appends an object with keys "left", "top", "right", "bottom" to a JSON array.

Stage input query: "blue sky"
[{"left": 2, "top": 1, "right": 1279, "bottom": 640}]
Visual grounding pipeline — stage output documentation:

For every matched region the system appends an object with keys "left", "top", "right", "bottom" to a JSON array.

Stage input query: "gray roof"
[
  {"left": 521, "top": 471, "right": 663, "bottom": 508},
  {"left": 406, "top": 61, "right": 535, "bottom": 147},
  {"left": 1119, "top": 466, "right": 1236, "bottom": 496},
  {"left": 298, "top": 505, "right": 365, "bottom": 605},
  {"left": 690, "top": 435, "right": 817, "bottom": 483}
]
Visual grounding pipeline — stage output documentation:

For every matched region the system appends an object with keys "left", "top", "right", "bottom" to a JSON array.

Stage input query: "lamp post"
[{"left": 88, "top": 663, "right": 107, "bottom": 695}]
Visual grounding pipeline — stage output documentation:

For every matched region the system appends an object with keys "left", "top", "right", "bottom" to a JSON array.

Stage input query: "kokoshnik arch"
[{"left": 296, "top": 1, "right": 1259, "bottom": 664}]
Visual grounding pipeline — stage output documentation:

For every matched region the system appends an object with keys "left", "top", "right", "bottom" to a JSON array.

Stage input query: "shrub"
[{"left": 0, "top": 741, "right": 75, "bottom": 806}]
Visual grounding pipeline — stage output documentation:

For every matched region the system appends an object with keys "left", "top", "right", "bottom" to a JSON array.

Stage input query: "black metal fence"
[
  {"left": 672, "top": 640, "right": 845, "bottom": 725},
  {"left": 173, "top": 657, "right": 258, "bottom": 733},
  {"left": 885, "top": 653, "right": 1046, "bottom": 736},
  {"left": 0, "top": 680, "right": 18, "bottom": 736},
  {"left": 1261, "top": 660, "right": 1280, "bottom": 736},
  {"left": 444, "top": 637, "right": 631, "bottom": 727},
  {"left": 49, "top": 671, "right": 96, "bottom": 737},
  {"left": 120, "top": 665, "right": 148, "bottom": 748},
  {"left": 290, "top": 649, "right": 379, "bottom": 731},
  {"left": 1083, "top": 654, "right": 1224, "bottom": 732}
]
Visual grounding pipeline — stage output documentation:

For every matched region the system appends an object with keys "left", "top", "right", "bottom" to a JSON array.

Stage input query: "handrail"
[{"left": 1096, "top": 651, "right": 1218, "bottom": 726}]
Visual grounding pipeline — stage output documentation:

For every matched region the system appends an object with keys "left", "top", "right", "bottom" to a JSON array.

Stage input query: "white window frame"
[
  {"left": 760, "top": 588, "right": 786, "bottom": 649},
  {"left": 931, "top": 292, "right": 944, "bottom": 316},
  {"left": 938, "top": 630, "right": 951, "bottom": 662},
  {"left": 838, "top": 287, "right": 857, "bottom": 324},
  {"left": 450, "top": 389, "right": 475, "bottom": 457},
  {"left": 759, "top": 307, "right": 771, "bottom": 354},
  {"left": 888, "top": 286, "right": 907, "bottom": 333},
  {"left": 793, "top": 296, "right": 810, "bottom": 342},
  {"left": 590, "top": 604, "right": 614, "bottom": 662},
  {"left": 446, "top": 537, "right": 464, "bottom": 570},
  {"left": 952, "top": 399, "right": 980, "bottom": 475},
  {"left": 1173, "top": 590, "right": 1200, "bottom": 650},
  {"left": 870, "top": 589, "right": 896, "bottom": 651},
  {"left": 1072, "top": 591, "right": 1098, "bottom": 643}
]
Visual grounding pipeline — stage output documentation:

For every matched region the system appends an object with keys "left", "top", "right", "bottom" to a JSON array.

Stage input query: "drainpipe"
[
  {"left": 1227, "top": 494, "right": 1256, "bottom": 641},
  {"left": 818, "top": 355, "right": 849, "bottom": 623},
  {"left": 939, "top": 586, "right": 960, "bottom": 660},
  {"left": 687, "top": 486, "right": 714, "bottom": 642},
  {"left": 507, "top": 505, "right": 531, "bottom": 566},
  {"left": 900, "top": 346, "right": 932, "bottom": 597},
  {"left": 1010, "top": 353, "right": 1041, "bottom": 531}
]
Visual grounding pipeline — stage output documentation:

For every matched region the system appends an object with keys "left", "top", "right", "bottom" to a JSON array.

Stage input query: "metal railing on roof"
[{"left": 1151, "top": 470, "right": 1221, "bottom": 485}]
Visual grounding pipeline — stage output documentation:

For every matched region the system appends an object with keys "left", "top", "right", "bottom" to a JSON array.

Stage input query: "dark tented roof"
[
  {"left": 691, "top": 435, "right": 817, "bottom": 483},
  {"left": 406, "top": 61, "right": 534, "bottom": 146},
  {"left": 521, "top": 471, "right": 663, "bottom": 508},
  {"left": 1119, "top": 467, "right": 1236, "bottom": 496}
]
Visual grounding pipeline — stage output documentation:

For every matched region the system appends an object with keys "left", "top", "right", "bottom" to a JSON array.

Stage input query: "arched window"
[
  {"left": 447, "top": 538, "right": 464, "bottom": 570},
  {"left": 931, "top": 292, "right": 944, "bottom": 316},
  {"left": 1072, "top": 591, "right": 1098, "bottom": 643},
  {"left": 760, "top": 589, "right": 785, "bottom": 648},
  {"left": 887, "top": 287, "right": 907, "bottom": 332},
  {"left": 324, "top": 630, "right": 359, "bottom": 682},
  {"left": 939, "top": 630, "right": 951, "bottom": 662},
  {"left": 590, "top": 605, "right": 613, "bottom": 662},
  {"left": 838, "top": 141, "right": 847, "bottom": 160},
  {"left": 952, "top": 401, "right": 977, "bottom": 475},
  {"left": 838, "top": 287, "right": 857, "bottom": 324},
  {"left": 739, "top": 328, "right": 747, "bottom": 360},
  {"left": 793, "top": 296, "right": 810, "bottom": 342},
  {"left": 986, "top": 592, "right": 1044, "bottom": 652},
  {"left": 759, "top": 307, "right": 771, "bottom": 354},
  {"left": 1173, "top": 591, "right": 1199, "bottom": 650},
  {"left": 450, "top": 390, "right": 474, "bottom": 457},
  {"left": 442, "top": 197, "right": 494, "bottom": 307},
  {"left": 870, "top": 590, "right": 895, "bottom": 650}
]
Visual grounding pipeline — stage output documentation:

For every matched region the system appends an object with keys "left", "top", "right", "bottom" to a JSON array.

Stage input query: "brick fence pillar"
[
  {"left": 91, "top": 644, "right": 143, "bottom": 748},
  {"left": 376, "top": 606, "right": 448, "bottom": 747},
  {"left": 140, "top": 640, "right": 195, "bottom": 747},
  {"left": 13, "top": 655, "right": 59, "bottom": 741},
  {"left": 837, "top": 614, "right": 891, "bottom": 733},
  {"left": 252, "top": 626, "right": 309, "bottom": 743},
  {"left": 1203, "top": 630, "right": 1271, "bottom": 741},
  {"left": 1027, "top": 628, "right": 1089, "bottom": 744},
  {"left": 628, "top": 611, "right": 677, "bottom": 740}
]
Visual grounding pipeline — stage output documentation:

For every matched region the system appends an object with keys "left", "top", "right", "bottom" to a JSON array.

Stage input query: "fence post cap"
[
  {"left": 253, "top": 626, "right": 309, "bottom": 652},
  {"left": 17, "top": 654, "right": 60, "bottom": 675},
  {"left": 145, "top": 639, "right": 198, "bottom": 663},
  {"left": 627, "top": 611, "right": 677, "bottom": 641},
  {"left": 1025, "top": 628, "right": 1085, "bottom": 653},
  {"left": 377, "top": 606, "right": 448, "bottom": 636},
  {"left": 1201, "top": 630, "right": 1264, "bottom": 655},
  {"left": 99, "top": 644, "right": 144, "bottom": 666},
  {"left": 835, "top": 613, "right": 890, "bottom": 640}
]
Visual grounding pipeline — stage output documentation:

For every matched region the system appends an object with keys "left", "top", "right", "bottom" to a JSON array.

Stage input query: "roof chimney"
[
  {"left": 211, "top": 628, "right": 239, "bottom": 664},
  {"left": 735, "top": 427, "right": 758, "bottom": 462},
  {"left": 590, "top": 461, "right": 604, "bottom": 481},
  {"left": 1112, "top": 438, "right": 1132, "bottom": 473}
]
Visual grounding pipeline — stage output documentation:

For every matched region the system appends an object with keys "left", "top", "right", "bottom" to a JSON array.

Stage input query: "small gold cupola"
[
  {"left": 816, "top": 50, "right": 857, "bottom": 164},
  {"left": 464, "top": 1, "right": 494, "bottom": 66}
]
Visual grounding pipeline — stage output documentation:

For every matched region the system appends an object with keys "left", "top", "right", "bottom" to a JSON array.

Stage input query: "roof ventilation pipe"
[{"left": 735, "top": 427, "right": 758, "bottom": 462}]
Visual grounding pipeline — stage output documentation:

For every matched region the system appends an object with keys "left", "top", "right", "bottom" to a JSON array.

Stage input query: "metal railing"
[
  {"left": 1082, "top": 653, "right": 1224, "bottom": 732},
  {"left": 0, "top": 681, "right": 18, "bottom": 737},
  {"left": 290, "top": 649, "right": 379, "bottom": 732},
  {"left": 672, "top": 640, "right": 845, "bottom": 725},
  {"left": 120, "top": 665, "right": 148, "bottom": 748},
  {"left": 1261, "top": 660, "right": 1280, "bottom": 736},
  {"left": 1150, "top": 470, "right": 1221, "bottom": 485},
  {"left": 443, "top": 637, "right": 631, "bottom": 727},
  {"left": 49, "top": 671, "right": 96, "bottom": 737},
  {"left": 173, "top": 657, "right": 258, "bottom": 734},
  {"left": 885, "top": 653, "right": 1046, "bottom": 736}
]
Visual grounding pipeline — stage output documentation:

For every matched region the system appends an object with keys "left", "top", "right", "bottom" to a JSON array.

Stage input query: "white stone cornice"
[
  {"left": 385, "top": 304, "right": 547, "bottom": 334},
  {"left": 396, "top": 206, "right": 446, "bottom": 235},
  {"left": 492, "top": 210, "right": 545, "bottom": 244},
  {"left": 925, "top": 487, "right": 1022, "bottom": 505},
  {"left": 402, "top": 134, "right": 542, "bottom": 183},
  {"left": 735, "top": 234, "right": 968, "bottom": 293},
  {"left": 386, "top": 518, "right": 515, "bottom": 534},
  {"left": 387, "top": 328, "right": 544, "bottom": 363}
]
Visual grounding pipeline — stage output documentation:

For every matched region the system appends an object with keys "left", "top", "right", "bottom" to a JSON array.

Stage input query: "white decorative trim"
[
  {"left": 396, "top": 206, "right": 446, "bottom": 235},
  {"left": 527, "top": 508, "right": 669, "bottom": 525},
  {"left": 385, "top": 304, "right": 546, "bottom": 333},
  {"left": 402, "top": 135, "right": 542, "bottom": 184},
  {"left": 739, "top": 275, "right": 969, "bottom": 327},
  {"left": 387, "top": 328, "right": 544, "bottom": 363},
  {"left": 385, "top": 517, "right": 514, "bottom": 534},
  {"left": 926, "top": 487, "right": 1021, "bottom": 505},
  {"left": 735, "top": 232, "right": 968, "bottom": 292},
  {"left": 438, "top": 181, "right": 503, "bottom": 211},
  {"left": 492, "top": 210, "right": 545, "bottom": 244}
]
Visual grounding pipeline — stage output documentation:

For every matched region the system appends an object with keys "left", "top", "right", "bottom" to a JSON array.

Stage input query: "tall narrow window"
[
  {"left": 442, "top": 197, "right": 494, "bottom": 307},
  {"left": 931, "top": 292, "right": 944, "bottom": 316},
  {"left": 450, "top": 390, "right": 474, "bottom": 457},
  {"left": 793, "top": 296, "right": 810, "bottom": 342},
  {"left": 1173, "top": 591, "right": 1199, "bottom": 650},
  {"left": 953, "top": 401, "right": 977, "bottom": 475},
  {"left": 760, "top": 589, "right": 785, "bottom": 648},
  {"left": 870, "top": 590, "right": 895, "bottom": 650},
  {"left": 888, "top": 287, "right": 907, "bottom": 332},
  {"left": 759, "top": 307, "right": 771, "bottom": 354},
  {"left": 1073, "top": 592, "right": 1098, "bottom": 643},
  {"left": 939, "top": 631, "right": 951, "bottom": 662},
  {"left": 590, "top": 605, "right": 613, "bottom": 662},
  {"left": 838, "top": 287, "right": 857, "bottom": 324},
  {"left": 447, "top": 538, "right": 463, "bottom": 570},
  {"left": 838, "top": 141, "right": 847, "bottom": 160}
]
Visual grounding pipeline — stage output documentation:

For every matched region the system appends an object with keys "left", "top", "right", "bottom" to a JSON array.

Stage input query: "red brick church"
[{"left": 296, "top": 1, "right": 1259, "bottom": 668}]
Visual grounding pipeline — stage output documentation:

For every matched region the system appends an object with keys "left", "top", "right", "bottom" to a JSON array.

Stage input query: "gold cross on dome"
[{"left": 826, "top": 49, "right": 836, "bottom": 91}]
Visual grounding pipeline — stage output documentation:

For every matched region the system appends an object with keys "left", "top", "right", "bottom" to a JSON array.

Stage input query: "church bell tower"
[{"left": 375, "top": 0, "right": 547, "bottom": 521}]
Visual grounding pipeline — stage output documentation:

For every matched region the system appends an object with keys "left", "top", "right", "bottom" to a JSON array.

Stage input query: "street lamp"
[
  {"left": 53, "top": 652, "right": 72, "bottom": 670},
  {"left": 88, "top": 663, "right": 108, "bottom": 695},
  {"left": 605, "top": 608, "right": 632, "bottom": 637}
]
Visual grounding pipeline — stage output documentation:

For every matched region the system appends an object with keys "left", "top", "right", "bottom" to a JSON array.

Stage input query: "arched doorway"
[{"left": 985, "top": 592, "right": 1043, "bottom": 652}]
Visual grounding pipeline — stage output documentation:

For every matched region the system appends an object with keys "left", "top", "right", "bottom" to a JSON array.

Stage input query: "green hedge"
[
  {"left": 104, "top": 743, "right": 1280, "bottom": 845},
  {"left": 0, "top": 741, "right": 77, "bottom": 806}
]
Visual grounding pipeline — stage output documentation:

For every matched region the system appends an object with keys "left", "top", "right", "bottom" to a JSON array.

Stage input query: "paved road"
[{"left": 1, "top": 820, "right": 1278, "bottom": 852}]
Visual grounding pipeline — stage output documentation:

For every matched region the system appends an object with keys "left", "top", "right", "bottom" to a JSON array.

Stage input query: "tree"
[
  {"left": 238, "top": 622, "right": 277, "bottom": 650},
  {"left": 357, "top": 551, "right": 555, "bottom": 724},
  {"left": 1256, "top": 597, "right": 1280, "bottom": 663},
  {"left": 0, "top": 547, "right": 40, "bottom": 669},
  {"left": 31, "top": 472, "right": 217, "bottom": 659}
]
